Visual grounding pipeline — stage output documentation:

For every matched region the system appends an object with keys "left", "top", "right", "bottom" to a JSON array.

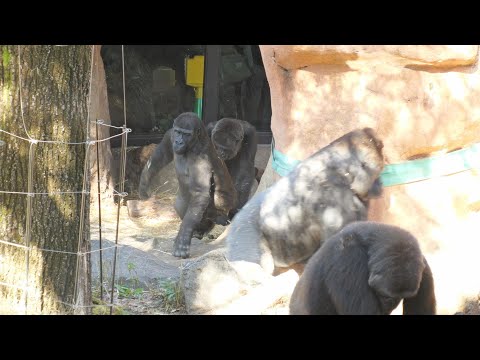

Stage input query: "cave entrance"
[{"left": 101, "top": 45, "right": 272, "bottom": 147}]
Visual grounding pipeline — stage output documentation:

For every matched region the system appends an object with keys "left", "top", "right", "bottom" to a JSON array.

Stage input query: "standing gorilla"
[
  {"left": 138, "top": 112, "right": 237, "bottom": 258},
  {"left": 207, "top": 118, "right": 258, "bottom": 218},
  {"left": 289, "top": 221, "right": 436, "bottom": 315},
  {"left": 226, "top": 128, "right": 384, "bottom": 273}
]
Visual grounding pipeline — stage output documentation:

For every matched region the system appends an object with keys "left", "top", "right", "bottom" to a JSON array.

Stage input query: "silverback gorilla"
[
  {"left": 226, "top": 128, "right": 384, "bottom": 273},
  {"left": 138, "top": 112, "right": 237, "bottom": 258},
  {"left": 207, "top": 118, "right": 258, "bottom": 218},
  {"left": 289, "top": 221, "right": 436, "bottom": 315}
]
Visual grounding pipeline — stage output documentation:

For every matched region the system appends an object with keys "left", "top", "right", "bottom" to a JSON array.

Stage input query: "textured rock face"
[
  {"left": 259, "top": 45, "right": 480, "bottom": 314},
  {"left": 261, "top": 45, "right": 480, "bottom": 163},
  {"left": 270, "top": 45, "right": 478, "bottom": 70}
]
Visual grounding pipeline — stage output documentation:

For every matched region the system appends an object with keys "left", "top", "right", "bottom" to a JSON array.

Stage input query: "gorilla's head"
[
  {"left": 211, "top": 118, "right": 244, "bottom": 161},
  {"left": 325, "top": 127, "right": 385, "bottom": 198},
  {"left": 348, "top": 128, "right": 384, "bottom": 197},
  {"left": 171, "top": 112, "right": 207, "bottom": 155}
]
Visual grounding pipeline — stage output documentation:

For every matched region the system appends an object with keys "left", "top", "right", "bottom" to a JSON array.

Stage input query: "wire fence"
[{"left": 0, "top": 45, "right": 129, "bottom": 314}]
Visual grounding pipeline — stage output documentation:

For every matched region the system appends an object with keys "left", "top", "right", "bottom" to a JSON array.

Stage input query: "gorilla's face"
[
  {"left": 172, "top": 127, "right": 196, "bottom": 155},
  {"left": 353, "top": 128, "right": 384, "bottom": 177},
  {"left": 211, "top": 119, "right": 244, "bottom": 160},
  {"left": 171, "top": 113, "right": 202, "bottom": 155},
  {"left": 316, "top": 128, "right": 384, "bottom": 199},
  {"left": 212, "top": 133, "right": 243, "bottom": 160}
]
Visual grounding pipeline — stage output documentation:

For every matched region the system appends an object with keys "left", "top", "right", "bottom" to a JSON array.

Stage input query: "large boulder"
[{"left": 179, "top": 248, "right": 297, "bottom": 314}]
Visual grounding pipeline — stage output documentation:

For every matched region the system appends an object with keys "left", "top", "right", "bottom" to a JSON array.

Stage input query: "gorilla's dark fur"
[
  {"left": 226, "top": 128, "right": 384, "bottom": 273},
  {"left": 138, "top": 112, "right": 237, "bottom": 258},
  {"left": 289, "top": 221, "right": 436, "bottom": 315},
  {"left": 207, "top": 118, "right": 258, "bottom": 217}
]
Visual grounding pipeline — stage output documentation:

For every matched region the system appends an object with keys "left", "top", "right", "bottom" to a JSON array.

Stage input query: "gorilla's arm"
[
  {"left": 234, "top": 122, "right": 258, "bottom": 209},
  {"left": 173, "top": 154, "right": 213, "bottom": 258},
  {"left": 324, "top": 240, "right": 385, "bottom": 315},
  {"left": 210, "top": 145, "right": 237, "bottom": 216},
  {"left": 403, "top": 258, "right": 436, "bottom": 315},
  {"left": 138, "top": 129, "right": 174, "bottom": 199}
]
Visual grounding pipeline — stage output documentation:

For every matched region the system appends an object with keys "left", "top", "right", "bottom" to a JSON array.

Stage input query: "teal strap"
[
  {"left": 271, "top": 140, "right": 301, "bottom": 177},
  {"left": 380, "top": 142, "right": 480, "bottom": 187},
  {"left": 271, "top": 140, "right": 480, "bottom": 187}
]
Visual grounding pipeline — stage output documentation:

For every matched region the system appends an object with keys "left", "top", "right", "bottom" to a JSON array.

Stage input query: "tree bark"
[{"left": 0, "top": 45, "right": 92, "bottom": 314}]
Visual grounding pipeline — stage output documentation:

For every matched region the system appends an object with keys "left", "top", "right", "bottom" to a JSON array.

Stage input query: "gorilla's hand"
[{"left": 215, "top": 213, "right": 230, "bottom": 226}]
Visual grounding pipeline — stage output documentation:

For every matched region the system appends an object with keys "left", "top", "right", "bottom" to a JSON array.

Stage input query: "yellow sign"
[{"left": 185, "top": 55, "right": 205, "bottom": 88}]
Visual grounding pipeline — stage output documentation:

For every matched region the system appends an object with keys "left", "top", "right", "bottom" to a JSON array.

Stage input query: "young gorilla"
[
  {"left": 138, "top": 112, "right": 237, "bottom": 258},
  {"left": 207, "top": 118, "right": 258, "bottom": 218},
  {"left": 289, "top": 221, "right": 436, "bottom": 315},
  {"left": 226, "top": 128, "right": 385, "bottom": 273}
]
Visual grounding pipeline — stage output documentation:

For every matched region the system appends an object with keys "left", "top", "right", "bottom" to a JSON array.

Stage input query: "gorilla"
[
  {"left": 207, "top": 118, "right": 258, "bottom": 218},
  {"left": 226, "top": 128, "right": 384, "bottom": 274},
  {"left": 289, "top": 221, "right": 436, "bottom": 315},
  {"left": 138, "top": 112, "right": 237, "bottom": 258}
]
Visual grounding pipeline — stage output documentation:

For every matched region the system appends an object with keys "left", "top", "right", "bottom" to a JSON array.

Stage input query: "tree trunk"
[{"left": 0, "top": 45, "right": 92, "bottom": 314}]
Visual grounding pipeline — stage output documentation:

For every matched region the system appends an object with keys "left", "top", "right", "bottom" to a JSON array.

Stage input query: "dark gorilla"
[
  {"left": 226, "top": 128, "right": 384, "bottom": 274},
  {"left": 138, "top": 112, "right": 237, "bottom": 258},
  {"left": 289, "top": 221, "right": 436, "bottom": 315},
  {"left": 207, "top": 118, "right": 258, "bottom": 218}
]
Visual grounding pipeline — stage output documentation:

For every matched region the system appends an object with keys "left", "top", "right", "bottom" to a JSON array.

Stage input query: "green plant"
[
  {"left": 126, "top": 261, "right": 141, "bottom": 288},
  {"left": 127, "top": 262, "right": 136, "bottom": 273},
  {"left": 158, "top": 279, "right": 184, "bottom": 312},
  {"left": 115, "top": 284, "right": 144, "bottom": 299}
]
